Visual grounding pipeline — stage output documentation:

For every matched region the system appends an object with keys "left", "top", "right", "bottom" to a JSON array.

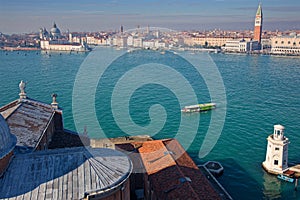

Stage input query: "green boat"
[{"left": 181, "top": 103, "right": 216, "bottom": 113}]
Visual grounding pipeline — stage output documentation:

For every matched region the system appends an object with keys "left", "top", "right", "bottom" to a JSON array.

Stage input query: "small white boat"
[{"left": 277, "top": 174, "right": 294, "bottom": 183}]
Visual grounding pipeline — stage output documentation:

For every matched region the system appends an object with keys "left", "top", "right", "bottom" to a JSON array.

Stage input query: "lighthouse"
[{"left": 262, "top": 125, "right": 290, "bottom": 174}]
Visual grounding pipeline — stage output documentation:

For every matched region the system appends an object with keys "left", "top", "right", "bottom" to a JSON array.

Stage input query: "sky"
[{"left": 0, "top": 0, "right": 300, "bottom": 34}]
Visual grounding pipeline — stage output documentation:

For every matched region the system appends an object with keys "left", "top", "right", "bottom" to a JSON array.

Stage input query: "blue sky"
[{"left": 0, "top": 0, "right": 300, "bottom": 33}]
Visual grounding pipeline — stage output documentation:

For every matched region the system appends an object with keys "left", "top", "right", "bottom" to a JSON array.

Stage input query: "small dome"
[
  {"left": 0, "top": 114, "right": 17, "bottom": 158},
  {"left": 51, "top": 27, "right": 61, "bottom": 34}
]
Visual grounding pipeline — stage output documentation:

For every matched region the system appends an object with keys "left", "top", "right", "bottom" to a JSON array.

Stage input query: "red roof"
[{"left": 125, "top": 139, "right": 223, "bottom": 200}]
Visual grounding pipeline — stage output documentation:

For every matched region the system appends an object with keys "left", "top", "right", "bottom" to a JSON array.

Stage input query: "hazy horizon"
[{"left": 1, "top": 0, "right": 300, "bottom": 34}]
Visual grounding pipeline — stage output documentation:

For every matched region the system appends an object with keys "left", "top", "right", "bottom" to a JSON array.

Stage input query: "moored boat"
[
  {"left": 181, "top": 103, "right": 216, "bottom": 113},
  {"left": 277, "top": 174, "right": 294, "bottom": 183},
  {"left": 202, "top": 161, "right": 224, "bottom": 177}
]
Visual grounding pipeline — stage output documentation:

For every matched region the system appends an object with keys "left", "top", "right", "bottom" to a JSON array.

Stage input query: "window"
[
  {"left": 275, "top": 147, "right": 279, "bottom": 151},
  {"left": 293, "top": 42, "right": 296, "bottom": 46},
  {"left": 288, "top": 41, "right": 291, "bottom": 44},
  {"left": 281, "top": 41, "right": 284, "bottom": 44},
  {"left": 275, "top": 41, "right": 278, "bottom": 44},
  {"left": 274, "top": 160, "right": 278, "bottom": 165}
]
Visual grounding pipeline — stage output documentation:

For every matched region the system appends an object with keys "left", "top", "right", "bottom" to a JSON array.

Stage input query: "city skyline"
[{"left": 1, "top": 0, "right": 300, "bottom": 34}]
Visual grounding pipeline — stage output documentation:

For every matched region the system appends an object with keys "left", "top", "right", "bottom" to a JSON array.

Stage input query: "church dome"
[
  {"left": 50, "top": 23, "right": 61, "bottom": 38},
  {"left": 0, "top": 114, "right": 16, "bottom": 159}
]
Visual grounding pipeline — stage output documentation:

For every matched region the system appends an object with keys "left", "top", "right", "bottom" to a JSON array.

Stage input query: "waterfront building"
[
  {"left": 261, "top": 38, "right": 271, "bottom": 51},
  {"left": 143, "top": 40, "right": 155, "bottom": 49},
  {"left": 254, "top": 4, "right": 263, "bottom": 44},
  {"left": 127, "top": 36, "right": 134, "bottom": 46},
  {"left": 40, "top": 40, "right": 89, "bottom": 51},
  {"left": 155, "top": 40, "right": 166, "bottom": 49},
  {"left": 223, "top": 39, "right": 259, "bottom": 52},
  {"left": 262, "top": 125, "right": 290, "bottom": 175},
  {"left": 86, "top": 35, "right": 109, "bottom": 46},
  {"left": 39, "top": 23, "right": 90, "bottom": 52},
  {"left": 270, "top": 35, "right": 300, "bottom": 55},
  {"left": 113, "top": 36, "right": 127, "bottom": 47},
  {"left": 184, "top": 36, "right": 235, "bottom": 47},
  {"left": 133, "top": 37, "right": 143, "bottom": 48}
]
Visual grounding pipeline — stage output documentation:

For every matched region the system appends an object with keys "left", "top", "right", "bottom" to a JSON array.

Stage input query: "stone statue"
[
  {"left": 19, "top": 80, "right": 26, "bottom": 99},
  {"left": 19, "top": 80, "right": 25, "bottom": 94}
]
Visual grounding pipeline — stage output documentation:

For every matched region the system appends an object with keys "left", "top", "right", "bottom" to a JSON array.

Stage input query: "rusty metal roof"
[
  {"left": 0, "top": 98, "right": 56, "bottom": 149},
  {"left": 0, "top": 147, "right": 132, "bottom": 200}
]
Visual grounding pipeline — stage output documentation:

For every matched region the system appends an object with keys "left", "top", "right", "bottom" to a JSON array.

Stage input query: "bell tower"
[
  {"left": 262, "top": 125, "right": 290, "bottom": 174},
  {"left": 254, "top": 3, "right": 263, "bottom": 44}
]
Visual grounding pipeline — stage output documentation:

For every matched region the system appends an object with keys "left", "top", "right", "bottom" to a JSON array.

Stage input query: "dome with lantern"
[{"left": 50, "top": 22, "right": 61, "bottom": 39}]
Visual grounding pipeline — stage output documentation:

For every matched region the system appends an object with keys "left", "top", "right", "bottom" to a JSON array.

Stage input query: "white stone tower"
[{"left": 262, "top": 125, "right": 290, "bottom": 174}]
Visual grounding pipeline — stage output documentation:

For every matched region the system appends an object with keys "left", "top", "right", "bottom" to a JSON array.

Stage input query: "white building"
[
  {"left": 133, "top": 38, "right": 143, "bottom": 48},
  {"left": 155, "top": 41, "right": 166, "bottom": 49},
  {"left": 143, "top": 41, "right": 155, "bottom": 49},
  {"left": 113, "top": 37, "right": 127, "bottom": 47},
  {"left": 86, "top": 36, "right": 108, "bottom": 46},
  {"left": 40, "top": 40, "right": 89, "bottom": 52},
  {"left": 223, "top": 39, "right": 259, "bottom": 52},
  {"left": 39, "top": 23, "right": 90, "bottom": 52},
  {"left": 262, "top": 125, "right": 290, "bottom": 174},
  {"left": 271, "top": 35, "right": 300, "bottom": 55},
  {"left": 127, "top": 36, "right": 134, "bottom": 46}
]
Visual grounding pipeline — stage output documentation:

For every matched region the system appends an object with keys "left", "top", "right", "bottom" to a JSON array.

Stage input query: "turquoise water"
[{"left": 0, "top": 48, "right": 299, "bottom": 199}]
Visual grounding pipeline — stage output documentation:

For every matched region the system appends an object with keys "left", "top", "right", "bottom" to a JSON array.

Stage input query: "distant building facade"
[
  {"left": 184, "top": 36, "right": 235, "bottom": 47},
  {"left": 223, "top": 39, "right": 259, "bottom": 52},
  {"left": 270, "top": 35, "right": 300, "bottom": 55},
  {"left": 39, "top": 23, "right": 90, "bottom": 52}
]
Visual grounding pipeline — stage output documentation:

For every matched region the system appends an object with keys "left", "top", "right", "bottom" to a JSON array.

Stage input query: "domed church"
[
  {"left": 39, "top": 22, "right": 61, "bottom": 40},
  {"left": 50, "top": 22, "right": 61, "bottom": 39}
]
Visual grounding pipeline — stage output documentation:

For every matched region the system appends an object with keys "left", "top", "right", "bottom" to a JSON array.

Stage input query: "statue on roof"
[{"left": 19, "top": 80, "right": 26, "bottom": 99}]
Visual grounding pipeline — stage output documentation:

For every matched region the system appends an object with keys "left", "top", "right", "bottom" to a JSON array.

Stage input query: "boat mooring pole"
[{"left": 295, "top": 178, "right": 298, "bottom": 191}]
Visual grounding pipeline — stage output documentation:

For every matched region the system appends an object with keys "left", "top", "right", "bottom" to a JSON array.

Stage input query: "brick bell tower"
[{"left": 254, "top": 3, "right": 263, "bottom": 44}]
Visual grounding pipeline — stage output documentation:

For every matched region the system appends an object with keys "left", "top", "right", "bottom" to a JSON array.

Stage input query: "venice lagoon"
[{"left": 0, "top": 48, "right": 299, "bottom": 199}]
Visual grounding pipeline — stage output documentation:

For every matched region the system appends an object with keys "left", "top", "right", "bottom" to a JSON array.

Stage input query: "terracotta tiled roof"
[
  {"left": 138, "top": 139, "right": 223, "bottom": 200},
  {"left": 138, "top": 140, "right": 177, "bottom": 175},
  {"left": 116, "top": 139, "right": 231, "bottom": 200}
]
